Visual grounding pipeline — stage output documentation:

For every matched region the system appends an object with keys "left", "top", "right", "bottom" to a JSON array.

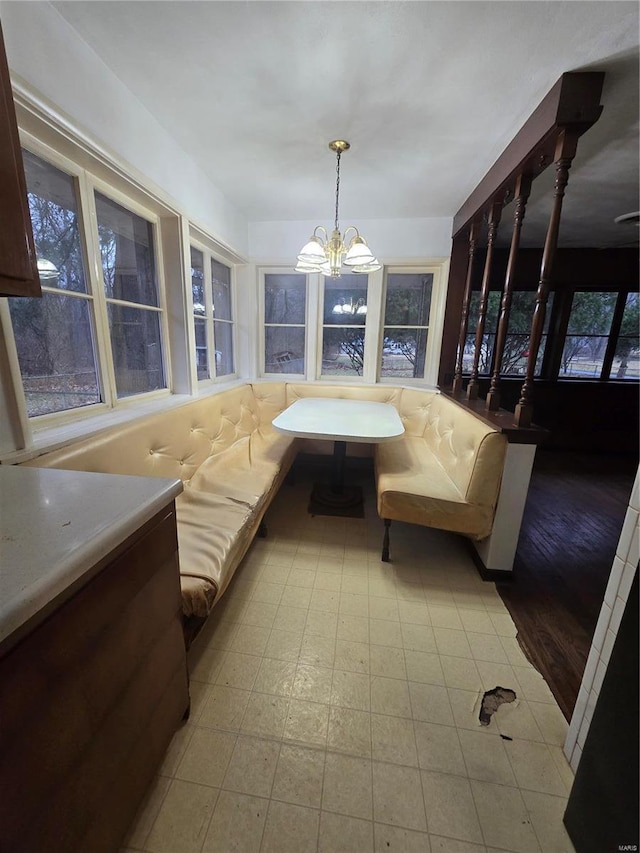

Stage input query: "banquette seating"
[{"left": 24, "top": 381, "right": 507, "bottom": 640}]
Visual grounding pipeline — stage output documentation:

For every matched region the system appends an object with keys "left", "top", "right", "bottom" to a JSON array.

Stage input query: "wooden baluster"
[
  {"left": 514, "top": 130, "right": 579, "bottom": 427},
  {"left": 467, "top": 201, "right": 502, "bottom": 400},
  {"left": 452, "top": 221, "right": 480, "bottom": 395},
  {"left": 486, "top": 174, "right": 532, "bottom": 411}
]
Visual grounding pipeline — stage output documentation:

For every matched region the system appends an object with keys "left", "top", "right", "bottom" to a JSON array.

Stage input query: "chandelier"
[{"left": 295, "top": 140, "right": 381, "bottom": 279}]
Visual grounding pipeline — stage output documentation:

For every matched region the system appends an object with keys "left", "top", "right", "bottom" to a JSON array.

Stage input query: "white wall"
[
  {"left": 0, "top": 0, "right": 249, "bottom": 256},
  {"left": 249, "top": 217, "right": 453, "bottom": 263}
]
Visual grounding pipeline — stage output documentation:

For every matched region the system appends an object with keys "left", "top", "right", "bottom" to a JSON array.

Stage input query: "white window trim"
[{"left": 259, "top": 267, "right": 309, "bottom": 380}]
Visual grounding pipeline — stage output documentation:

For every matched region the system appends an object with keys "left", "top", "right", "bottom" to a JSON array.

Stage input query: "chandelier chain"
[{"left": 334, "top": 150, "right": 341, "bottom": 231}]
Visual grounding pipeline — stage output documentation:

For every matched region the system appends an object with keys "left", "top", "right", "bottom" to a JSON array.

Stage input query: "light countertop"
[
  {"left": 0, "top": 465, "right": 182, "bottom": 648},
  {"left": 272, "top": 398, "right": 405, "bottom": 443}
]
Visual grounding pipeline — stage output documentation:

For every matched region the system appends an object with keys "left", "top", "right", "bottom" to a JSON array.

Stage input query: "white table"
[{"left": 272, "top": 398, "right": 404, "bottom": 511}]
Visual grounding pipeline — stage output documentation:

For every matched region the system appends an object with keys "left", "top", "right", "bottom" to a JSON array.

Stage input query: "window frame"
[
  {"left": 318, "top": 271, "right": 374, "bottom": 382},
  {"left": 259, "top": 267, "right": 310, "bottom": 379}
]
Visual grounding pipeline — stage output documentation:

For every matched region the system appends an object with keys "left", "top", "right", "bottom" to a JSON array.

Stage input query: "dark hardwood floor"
[{"left": 496, "top": 449, "right": 637, "bottom": 722}]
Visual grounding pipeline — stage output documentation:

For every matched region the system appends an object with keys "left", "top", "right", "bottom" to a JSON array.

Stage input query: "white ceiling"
[{"left": 53, "top": 0, "right": 639, "bottom": 248}]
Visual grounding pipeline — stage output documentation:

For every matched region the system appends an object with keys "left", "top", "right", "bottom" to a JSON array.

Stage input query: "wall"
[{"left": 0, "top": 0, "right": 249, "bottom": 256}]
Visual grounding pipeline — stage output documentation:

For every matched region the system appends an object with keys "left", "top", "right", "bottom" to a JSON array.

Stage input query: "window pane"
[
  {"left": 265, "top": 274, "right": 306, "bottom": 325},
  {"left": 9, "top": 292, "right": 100, "bottom": 417},
  {"left": 380, "top": 328, "right": 428, "bottom": 378},
  {"left": 212, "top": 259, "right": 232, "bottom": 320},
  {"left": 463, "top": 291, "right": 500, "bottom": 373},
  {"left": 23, "top": 149, "right": 87, "bottom": 294},
  {"left": 191, "top": 247, "right": 205, "bottom": 314},
  {"left": 322, "top": 327, "right": 365, "bottom": 376},
  {"left": 107, "top": 304, "right": 165, "bottom": 397},
  {"left": 612, "top": 292, "right": 640, "bottom": 380},
  {"left": 323, "top": 276, "right": 368, "bottom": 326},
  {"left": 384, "top": 273, "right": 432, "bottom": 326},
  {"left": 501, "top": 292, "right": 554, "bottom": 375},
  {"left": 560, "top": 291, "right": 617, "bottom": 378},
  {"left": 95, "top": 192, "right": 158, "bottom": 306},
  {"left": 194, "top": 317, "right": 209, "bottom": 381},
  {"left": 265, "top": 327, "right": 305, "bottom": 374},
  {"left": 214, "top": 321, "right": 234, "bottom": 376}
]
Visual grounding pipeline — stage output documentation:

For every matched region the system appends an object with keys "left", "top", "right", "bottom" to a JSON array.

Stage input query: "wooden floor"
[{"left": 497, "top": 449, "right": 637, "bottom": 722}]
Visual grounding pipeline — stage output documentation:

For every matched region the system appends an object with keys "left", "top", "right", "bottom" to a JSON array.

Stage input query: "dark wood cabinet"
[{"left": 0, "top": 21, "right": 41, "bottom": 298}]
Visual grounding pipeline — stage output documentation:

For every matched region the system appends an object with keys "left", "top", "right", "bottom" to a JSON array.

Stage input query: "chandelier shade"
[{"left": 295, "top": 141, "right": 380, "bottom": 279}]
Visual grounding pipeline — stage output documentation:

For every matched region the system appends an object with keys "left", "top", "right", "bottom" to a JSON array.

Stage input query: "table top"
[
  {"left": 272, "top": 397, "right": 405, "bottom": 443},
  {"left": 0, "top": 465, "right": 182, "bottom": 649}
]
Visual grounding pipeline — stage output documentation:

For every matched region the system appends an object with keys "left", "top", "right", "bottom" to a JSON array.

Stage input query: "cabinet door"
[{"left": 0, "top": 22, "right": 41, "bottom": 297}]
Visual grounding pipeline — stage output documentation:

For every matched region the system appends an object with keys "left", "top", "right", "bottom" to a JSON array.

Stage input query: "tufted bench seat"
[{"left": 22, "top": 381, "right": 508, "bottom": 633}]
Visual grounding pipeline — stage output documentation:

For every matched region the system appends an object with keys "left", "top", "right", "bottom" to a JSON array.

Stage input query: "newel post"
[
  {"left": 514, "top": 130, "right": 579, "bottom": 427},
  {"left": 486, "top": 173, "right": 532, "bottom": 411}
]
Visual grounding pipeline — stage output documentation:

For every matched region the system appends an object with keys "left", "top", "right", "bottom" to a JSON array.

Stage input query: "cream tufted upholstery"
[{"left": 23, "top": 382, "right": 507, "bottom": 622}]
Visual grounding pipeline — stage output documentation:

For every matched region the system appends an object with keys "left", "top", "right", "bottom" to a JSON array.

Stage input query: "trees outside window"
[
  {"left": 263, "top": 273, "right": 306, "bottom": 374},
  {"left": 560, "top": 291, "right": 618, "bottom": 378},
  {"left": 321, "top": 276, "right": 368, "bottom": 376},
  {"left": 612, "top": 292, "right": 640, "bottom": 379},
  {"left": 381, "top": 273, "right": 432, "bottom": 379}
]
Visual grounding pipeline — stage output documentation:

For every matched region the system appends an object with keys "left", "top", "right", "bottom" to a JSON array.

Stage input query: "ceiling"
[{"left": 52, "top": 1, "right": 639, "bottom": 249}]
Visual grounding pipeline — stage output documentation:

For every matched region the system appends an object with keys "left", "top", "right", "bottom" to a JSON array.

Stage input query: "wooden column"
[
  {"left": 514, "top": 130, "right": 579, "bottom": 427},
  {"left": 452, "top": 221, "right": 480, "bottom": 395},
  {"left": 467, "top": 201, "right": 502, "bottom": 400},
  {"left": 486, "top": 174, "right": 532, "bottom": 411}
]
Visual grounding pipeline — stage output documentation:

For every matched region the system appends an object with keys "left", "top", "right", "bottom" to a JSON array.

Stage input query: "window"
[
  {"left": 95, "top": 191, "right": 165, "bottom": 398},
  {"left": 189, "top": 244, "right": 235, "bottom": 381},
  {"left": 212, "top": 259, "right": 234, "bottom": 377},
  {"left": 463, "top": 290, "right": 553, "bottom": 376},
  {"left": 190, "top": 247, "right": 209, "bottom": 380},
  {"left": 612, "top": 292, "right": 639, "bottom": 380},
  {"left": 321, "top": 275, "right": 368, "bottom": 376},
  {"left": 263, "top": 273, "right": 306, "bottom": 375},
  {"left": 9, "top": 152, "right": 101, "bottom": 417},
  {"left": 559, "top": 291, "right": 617, "bottom": 379},
  {"left": 381, "top": 273, "right": 432, "bottom": 378}
]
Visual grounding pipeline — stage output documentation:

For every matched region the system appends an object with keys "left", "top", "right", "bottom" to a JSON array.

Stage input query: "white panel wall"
[
  {"left": 0, "top": 0, "right": 249, "bottom": 255},
  {"left": 564, "top": 466, "right": 639, "bottom": 771},
  {"left": 249, "top": 217, "right": 453, "bottom": 262}
]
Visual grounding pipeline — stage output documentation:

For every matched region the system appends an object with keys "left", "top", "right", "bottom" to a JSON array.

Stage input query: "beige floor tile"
[
  {"left": 266, "top": 549, "right": 296, "bottom": 567},
  {"left": 285, "top": 698, "right": 330, "bottom": 746},
  {"left": 320, "top": 812, "right": 375, "bottom": 852},
  {"left": 440, "top": 655, "right": 482, "bottom": 691},
  {"left": 470, "top": 779, "right": 540, "bottom": 853},
  {"left": 240, "top": 692, "right": 289, "bottom": 738},
  {"left": 369, "top": 596, "right": 401, "bottom": 621},
  {"left": 421, "top": 771, "right": 484, "bottom": 845},
  {"left": 299, "top": 634, "right": 336, "bottom": 668},
  {"left": 327, "top": 707, "right": 372, "bottom": 757},
  {"left": 337, "top": 614, "right": 370, "bottom": 643},
  {"left": 371, "top": 675, "right": 412, "bottom": 718},
  {"left": 457, "top": 729, "right": 517, "bottom": 785},
  {"left": 222, "top": 735, "right": 280, "bottom": 798},
  {"left": 342, "top": 574, "right": 369, "bottom": 594},
  {"left": 368, "top": 578, "right": 397, "bottom": 599},
  {"left": 261, "top": 800, "right": 320, "bottom": 853},
  {"left": 429, "top": 606, "right": 464, "bottom": 630},
  {"left": 521, "top": 789, "right": 573, "bottom": 853},
  {"left": 401, "top": 623, "right": 438, "bottom": 653},
  {"left": 175, "top": 727, "right": 237, "bottom": 788},
  {"left": 548, "top": 745, "right": 574, "bottom": 793},
  {"left": 451, "top": 591, "right": 487, "bottom": 612},
  {"left": 289, "top": 567, "right": 317, "bottom": 586},
  {"left": 331, "top": 669, "right": 371, "bottom": 711},
  {"left": 429, "top": 834, "right": 486, "bottom": 852},
  {"left": 335, "top": 639, "right": 370, "bottom": 673},
  {"left": 315, "top": 572, "right": 343, "bottom": 592},
  {"left": 188, "top": 646, "right": 228, "bottom": 684},
  {"left": 434, "top": 627, "right": 474, "bottom": 659},
  {"left": 264, "top": 628, "right": 303, "bottom": 662},
  {"left": 409, "top": 682, "right": 455, "bottom": 726},
  {"left": 305, "top": 609, "right": 339, "bottom": 638},
  {"left": 398, "top": 600, "right": 431, "bottom": 625},
  {"left": 371, "top": 713, "right": 418, "bottom": 766},
  {"left": 448, "top": 688, "right": 497, "bottom": 735},
  {"left": 458, "top": 608, "right": 497, "bottom": 635},
  {"left": 372, "top": 762, "right": 427, "bottom": 831},
  {"left": 281, "top": 585, "right": 313, "bottom": 608},
  {"left": 511, "top": 666, "right": 557, "bottom": 704},
  {"left": 414, "top": 721, "right": 466, "bottom": 776},
  {"left": 122, "top": 774, "right": 171, "bottom": 850},
  {"left": 503, "top": 739, "right": 569, "bottom": 796},
  {"left": 271, "top": 744, "right": 326, "bottom": 808},
  {"left": 251, "top": 580, "right": 285, "bottom": 605},
  {"left": 423, "top": 585, "right": 457, "bottom": 608},
  {"left": 404, "top": 650, "right": 446, "bottom": 686},
  {"left": 228, "top": 624, "right": 270, "bottom": 656},
  {"left": 146, "top": 779, "right": 218, "bottom": 853},
  {"left": 396, "top": 582, "right": 427, "bottom": 603},
  {"left": 467, "top": 632, "right": 510, "bottom": 665},
  {"left": 323, "top": 752, "right": 373, "bottom": 819},
  {"left": 474, "top": 660, "right": 522, "bottom": 693},
  {"left": 528, "top": 702, "right": 569, "bottom": 745},
  {"left": 309, "top": 588, "right": 341, "bottom": 613},
  {"left": 340, "top": 592, "right": 370, "bottom": 617},
  {"left": 199, "top": 685, "right": 251, "bottom": 732},
  {"left": 370, "top": 644, "right": 407, "bottom": 679},
  {"left": 374, "top": 823, "right": 430, "bottom": 852},
  {"left": 241, "top": 600, "right": 278, "bottom": 629},
  {"left": 201, "top": 790, "right": 267, "bottom": 853},
  {"left": 292, "top": 664, "right": 333, "bottom": 703},
  {"left": 261, "top": 565, "right": 291, "bottom": 585},
  {"left": 488, "top": 612, "right": 518, "bottom": 637},
  {"left": 273, "top": 604, "right": 308, "bottom": 632},
  {"left": 494, "top": 699, "right": 545, "bottom": 742},
  {"left": 215, "top": 652, "right": 261, "bottom": 691},
  {"left": 186, "top": 679, "right": 210, "bottom": 723},
  {"left": 369, "top": 618, "right": 404, "bottom": 648},
  {"left": 253, "top": 657, "right": 297, "bottom": 697}
]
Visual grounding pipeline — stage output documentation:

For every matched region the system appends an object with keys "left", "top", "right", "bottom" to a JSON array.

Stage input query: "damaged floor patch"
[{"left": 479, "top": 686, "right": 517, "bottom": 726}]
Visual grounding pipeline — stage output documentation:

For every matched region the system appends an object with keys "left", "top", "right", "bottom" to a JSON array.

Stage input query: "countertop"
[{"left": 0, "top": 465, "right": 183, "bottom": 648}]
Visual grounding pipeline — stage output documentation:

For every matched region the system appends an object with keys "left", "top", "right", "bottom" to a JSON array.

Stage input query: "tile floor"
[{"left": 122, "top": 469, "right": 576, "bottom": 853}]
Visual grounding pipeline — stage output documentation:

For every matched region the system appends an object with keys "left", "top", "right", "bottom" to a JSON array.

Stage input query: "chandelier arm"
[
  {"left": 313, "top": 225, "right": 328, "bottom": 244},
  {"left": 342, "top": 226, "right": 360, "bottom": 246}
]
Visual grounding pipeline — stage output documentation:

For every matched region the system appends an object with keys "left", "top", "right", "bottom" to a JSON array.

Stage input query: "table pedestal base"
[{"left": 308, "top": 483, "right": 364, "bottom": 518}]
